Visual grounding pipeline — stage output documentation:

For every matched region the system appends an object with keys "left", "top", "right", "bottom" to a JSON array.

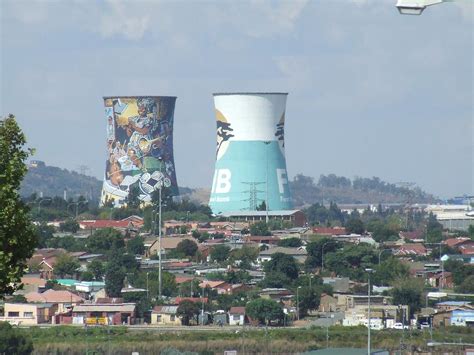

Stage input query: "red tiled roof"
[
  {"left": 313, "top": 227, "right": 347, "bottom": 236},
  {"left": 26, "top": 289, "right": 84, "bottom": 303},
  {"left": 175, "top": 276, "right": 194, "bottom": 284},
  {"left": 229, "top": 306, "right": 246, "bottom": 315},
  {"left": 444, "top": 237, "right": 471, "bottom": 248},
  {"left": 459, "top": 244, "right": 474, "bottom": 255},
  {"left": 400, "top": 230, "right": 424, "bottom": 241},
  {"left": 395, "top": 243, "right": 427, "bottom": 255},
  {"left": 199, "top": 280, "right": 227, "bottom": 289}
]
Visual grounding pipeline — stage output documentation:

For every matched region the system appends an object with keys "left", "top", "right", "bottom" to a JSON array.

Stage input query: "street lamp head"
[
  {"left": 396, "top": 0, "right": 444, "bottom": 16},
  {"left": 365, "top": 268, "right": 374, "bottom": 273}
]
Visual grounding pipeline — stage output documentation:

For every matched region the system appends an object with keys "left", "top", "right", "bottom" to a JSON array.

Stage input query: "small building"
[
  {"left": 221, "top": 210, "right": 307, "bottom": 227},
  {"left": 25, "top": 289, "right": 84, "bottom": 314},
  {"left": 0, "top": 303, "right": 57, "bottom": 325},
  {"left": 322, "top": 277, "right": 350, "bottom": 293},
  {"left": 258, "top": 246, "right": 307, "bottom": 264},
  {"left": 319, "top": 293, "right": 338, "bottom": 313},
  {"left": 213, "top": 311, "right": 228, "bottom": 326},
  {"left": 228, "top": 306, "right": 246, "bottom": 326},
  {"left": 72, "top": 303, "right": 136, "bottom": 325},
  {"left": 393, "top": 243, "right": 427, "bottom": 257},
  {"left": 151, "top": 305, "right": 181, "bottom": 326},
  {"left": 451, "top": 310, "right": 474, "bottom": 326}
]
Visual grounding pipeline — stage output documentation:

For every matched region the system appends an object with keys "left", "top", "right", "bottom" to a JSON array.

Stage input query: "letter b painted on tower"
[{"left": 212, "top": 169, "right": 232, "bottom": 193}]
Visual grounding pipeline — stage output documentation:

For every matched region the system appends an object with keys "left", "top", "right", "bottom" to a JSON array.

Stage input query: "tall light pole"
[
  {"left": 158, "top": 157, "right": 163, "bottom": 298},
  {"left": 296, "top": 286, "right": 302, "bottom": 321},
  {"left": 396, "top": 0, "right": 453, "bottom": 15},
  {"left": 378, "top": 248, "right": 392, "bottom": 265},
  {"left": 67, "top": 200, "right": 88, "bottom": 219},
  {"left": 263, "top": 141, "right": 271, "bottom": 224},
  {"left": 146, "top": 272, "right": 149, "bottom": 301},
  {"left": 38, "top": 198, "right": 52, "bottom": 213},
  {"left": 366, "top": 268, "right": 375, "bottom": 355}
]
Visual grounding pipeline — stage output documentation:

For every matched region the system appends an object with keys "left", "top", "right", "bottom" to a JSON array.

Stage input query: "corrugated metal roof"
[
  {"left": 73, "top": 303, "right": 135, "bottom": 313},
  {"left": 221, "top": 210, "right": 301, "bottom": 217}
]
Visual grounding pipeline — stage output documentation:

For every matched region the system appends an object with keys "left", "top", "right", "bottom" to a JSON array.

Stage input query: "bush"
[{"left": 0, "top": 321, "right": 34, "bottom": 354}]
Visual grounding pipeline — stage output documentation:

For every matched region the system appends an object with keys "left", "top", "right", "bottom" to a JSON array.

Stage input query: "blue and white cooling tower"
[{"left": 209, "top": 93, "right": 293, "bottom": 214}]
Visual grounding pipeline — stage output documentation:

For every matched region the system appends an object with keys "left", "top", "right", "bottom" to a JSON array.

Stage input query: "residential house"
[
  {"left": 228, "top": 307, "right": 246, "bottom": 326},
  {"left": 322, "top": 277, "right": 350, "bottom": 293},
  {"left": 343, "top": 304, "right": 409, "bottom": 329},
  {"left": 319, "top": 293, "right": 338, "bottom": 312},
  {"left": 451, "top": 310, "right": 474, "bottom": 326},
  {"left": 393, "top": 243, "right": 427, "bottom": 257},
  {"left": 399, "top": 230, "right": 425, "bottom": 243},
  {"left": 0, "top": 303, "right": 57, "bottom": 325},
  {"left": 436, "top": 301, "right": 473, "bottom": 312},
  {"left": 79, "top": 216, "right": 143, "bottom": 232},
  {"left": 20, "top": 276, "right": 47, "bottom": 293},
  {"left": 258, "top": 246, "right": 307, "bottom": 264},
  {"left": 259, "top": 288, "right": 293, "bottom": 305},
  {"left": 25, "top": 289, "right": 84, "bottom": 314},
  {"left": 72, "top": 302, "right": 136, "bottom": 325},
  {"left": 221, "top": 210, "right": 307, "bottom": 227},
  {"left": 151, "top": 305, "right": 181, "bottom": 325},
  {"left": 198, "top": 280, "right": 246, "bottom": 295},
  {"left": 313, "top": 227, "right": 347, "bottom": 236},
  {"left": 147, "top": 236, "right": 195, "bottom": 258}
]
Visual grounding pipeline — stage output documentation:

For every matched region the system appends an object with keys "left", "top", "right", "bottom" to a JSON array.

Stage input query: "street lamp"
[
  {"left": 146, "top": 272, "right": 149, "bottom": 301},
  {"left": 38, "top": 198, "right": 52, "bottom": 213},
  {"left": 378, "top": 248, "right": 392, "bottom": 265},
  {"left": 67, "top": 200, "right": 88, "bottom": 219},
  {"left": 396, "top": 0, "right": 452, "bottom": 15},
  {"left": 365, "top": 268, "right": 375, "bottom": 355},
  {"left": 296, "top": 286, "right": 302, "bottom": 321},
  {"left": 157, "top": 157, "right": 163, "bottom": 298}
]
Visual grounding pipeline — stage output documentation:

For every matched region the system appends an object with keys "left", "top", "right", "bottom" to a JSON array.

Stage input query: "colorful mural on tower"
[{"left": 100, "top": 96, "right": 179, "bottom": 207}]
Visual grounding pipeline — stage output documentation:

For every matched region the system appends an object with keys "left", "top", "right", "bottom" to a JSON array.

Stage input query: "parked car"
[{"left": 393, "top": 323, "right": 409, "bottom": 330}]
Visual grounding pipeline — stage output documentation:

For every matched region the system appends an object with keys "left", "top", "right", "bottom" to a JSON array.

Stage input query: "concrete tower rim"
[{"left": 213, "top": 92, "right": 288, "bottom": 97}]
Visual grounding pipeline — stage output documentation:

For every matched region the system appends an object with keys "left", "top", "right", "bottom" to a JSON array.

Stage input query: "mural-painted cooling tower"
[
  {"left": 100, "top": 96, "right": 179, "bottom": 207},
  {"left": 209, "top": 93, "right": 293, "bottom": 214}
]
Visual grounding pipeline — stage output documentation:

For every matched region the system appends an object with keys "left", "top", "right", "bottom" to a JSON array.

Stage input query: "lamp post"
[
  {"left": 378, "top": 248, "right": 392, "bottom": 265},
  {"left": 396, "top": 0, "right": 452, "bottom": 15},
  {"left": 309, "top": 275, "right": 314, "bottom": 289},
  {"left": 158, "top": 157, "right": 163, "bottom": 298},
  {"left": 365, "top": 268, "right": 375, "bottom": 355},
  {"left": 201, "top": 287, "right": 205, "bottom": 326},
  {"left": 38, "top": 198, "right": 52, "bottom": 213},
  {"left": 146, "top": 272, "right": 149, "bottom": 301},
  {"left": 263, "top": 141, "right": 271, "bottom": 224},
  {"left": 67, "top": 200, "right": 88, "bottom": 219},
  {"left": 296, "top": 286, "right": 302, "bottom": 321}
]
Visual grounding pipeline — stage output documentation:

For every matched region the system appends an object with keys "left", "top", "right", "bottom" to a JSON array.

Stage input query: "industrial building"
[
  {"left": 209, "top": 92, "right": 293, "bottom": 214},
  {"left": 100, "top": 96, "right": 179, "bottom": 207}
]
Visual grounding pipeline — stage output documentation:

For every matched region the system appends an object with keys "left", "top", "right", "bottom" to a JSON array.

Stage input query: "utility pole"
[
  {"left": 158, "top": 157, "right": 163, "bottom": 298},
  {"left": 366, "top": 268, "right": 374, "bottom": 355}
]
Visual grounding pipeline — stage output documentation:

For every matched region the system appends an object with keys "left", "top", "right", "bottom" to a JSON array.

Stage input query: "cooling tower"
[
  {"left": 209, "top": 93, "right": 293, "bottom": 214},
  {"left": 100, "top": 96, "right": 179, "bottom": 207}
]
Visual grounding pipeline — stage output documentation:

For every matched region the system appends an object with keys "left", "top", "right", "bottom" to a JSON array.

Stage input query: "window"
[
  {"left": 8, "top": 312, "right": 19, "bottom": 317},
  {"left": 170, "top": 315, "right": 176, "bottom": 321},
  {"left": 23, "top": 312, "right": 33, "bottom": 318},
  {"left": 233, "top": 315, "right": 240, "bottom": 321},
  {"left": 156, "top": 315, "right": 162, "bottom": 322}
]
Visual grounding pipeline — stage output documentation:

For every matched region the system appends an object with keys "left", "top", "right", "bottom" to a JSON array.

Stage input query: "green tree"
[
  {"left": 86, "top": 228, "right": 125, "bottom": 254},
  {"left": 260, "top": 271, "right": 292, "bottom": 288},
  {"left": 176, "top": 239, "right": 198, "bottom": 257},
  {"left": 105, "top": 262, "right": 125, "bottom": 297},
  {"left": 391, "top": 278, "right": 424, "bottom": 318},
  {"left": 87, "top": 259, "right": 105, "bottom": 280},
  {"left": 345, "top": 218, "right": 365, "bottom": 234},
  {"left": 250, "top": 221, "right": 272, "bottom": 236},
  {"left": 304, "top": 238, "right": 338, "bottom": 271},
  {"left": 80, "top": 271, "right": 94, "bottom": 281},
  {"left": 177, "top": 300, "right": 200, "bottom": 325},
  {"left": 457, "top": 275, "right": 474, "bottom": 293},
  {"left": 264, "top": 253, "right": 299, "bottom": 280},
  {"left": 59, "top": 218, "right": 79, "bottom": 233},
  {"left": 0, "top": 115, "right": 37, "bottom": 295},
  {"left": 35, "top": 222, "right": 55, "bottom": 248},
  {"left": 426, "top": 212, "right": 443, "bottom": 243},
  {"left": 246, "top": 298, "right": 284, "bottom": 325},
  {"left": 277, "top": 237, "right": 303, "bottom": 248},
  {"left": 229, "top": 246, "right": 258, "bottom": 269},
  {"left": 210, "top": 245, "right": 231, "bottom": 263},
  {"left": 127, "top": 236, "right": 145, "bottom": 255},
  {"left": 468, "top": 225, "right": 474, "bottom": 240},
  {"left": 54, "top": 253, "right": 80, "bottom": 278},
  {"left": 297, "top": 286, "right": 321, "bottom": 317},
  {"left": 0, "top": 321, "right": 33, "bottom": 354},
  {"left": 373, "top": 257, "right": 409, "bottom": 286}
]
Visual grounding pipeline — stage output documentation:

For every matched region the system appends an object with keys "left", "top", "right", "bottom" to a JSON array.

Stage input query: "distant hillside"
[
  {"left": 20, "top": 161, "right": 102, "bottom": 203},
  {"left": 290, "top": 173, "right": 437, "bottom": 208},
  {"left": 20, "top": 162, "right": 437, "bottom": 208}
]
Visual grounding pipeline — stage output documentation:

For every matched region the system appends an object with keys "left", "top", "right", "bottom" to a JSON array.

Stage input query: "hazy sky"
[{"left": 1, "top": 0, "right": 472, "bottom": 198}]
